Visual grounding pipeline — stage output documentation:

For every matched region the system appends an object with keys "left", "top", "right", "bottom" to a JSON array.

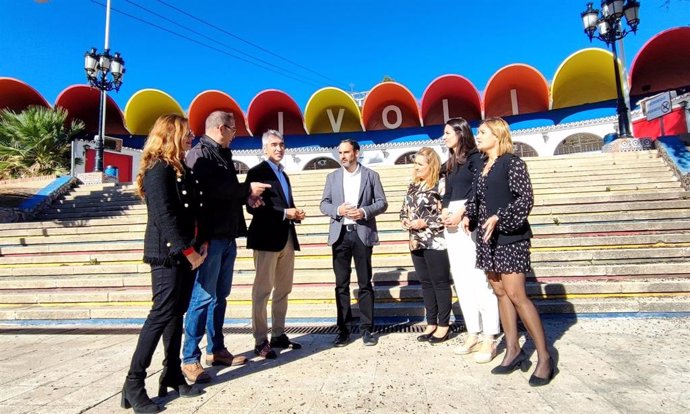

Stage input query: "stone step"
[
  {"left": 54, "top": 173, "right": 676, "bottom": 207},
  {"left": 31, "top": 205, "right": 690, "bottom": 230},
  {"left": 0, "top": 257, "right": 687, "bottom": 280},
  {"left": 1, "top": 293, "right": 688, "bottom": 321},
  {"left": 1, "top": 277, "right": 689, "bottom": 306},
  {"left": 9, "top": 186, "right": 687, "bottom": 230},
  {"left": 4, "top": 231, "right": 690, "bottom": 256},
  {"left": 3, "top": 219, "right": 690, "bottom": 249},
  {"left": 2, "top": 242, "right": 688, "bottom": 266},
  {"left": 38, "top": 190, "right": 690, "bottom": 222}
]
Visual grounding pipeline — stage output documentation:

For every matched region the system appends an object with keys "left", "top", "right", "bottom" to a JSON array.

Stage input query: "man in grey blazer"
[{"left": 320, "top": 139, "right": 388, "bottom": 347}]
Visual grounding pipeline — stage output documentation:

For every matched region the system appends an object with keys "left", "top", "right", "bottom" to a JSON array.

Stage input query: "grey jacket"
[{"left": 320, "top": 164, "right": 388, "bottom": 246}]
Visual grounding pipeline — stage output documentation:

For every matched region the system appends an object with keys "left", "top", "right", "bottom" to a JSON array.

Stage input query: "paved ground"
[{"left": 0, "top": 315, "right": 688, "bottom": 414}]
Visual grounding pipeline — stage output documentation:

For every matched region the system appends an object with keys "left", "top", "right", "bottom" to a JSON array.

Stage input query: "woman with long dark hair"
[
  {"left": 122, "top": 114, "right": 207, "bottom": 413},
  {"left": 462, "top": 117, "right": 555, "bottom": 386},
  {"left": 441, "top": 117, "right": 499, "bottom": 364}
]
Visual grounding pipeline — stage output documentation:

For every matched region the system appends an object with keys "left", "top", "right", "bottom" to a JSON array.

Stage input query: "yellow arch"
[
  {"left": 551, "top": 48, "right": 623, "bottom": 109},
  {"left": 124, "top": 89, "right": 185, "bottom": 135},
  {"left": 304, "top": 87, "right": 363, "bottom": 134}
]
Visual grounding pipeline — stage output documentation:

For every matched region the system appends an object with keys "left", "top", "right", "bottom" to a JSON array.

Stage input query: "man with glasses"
[{"left": 182, "top": 111, "right": 270, "bottom": 383}]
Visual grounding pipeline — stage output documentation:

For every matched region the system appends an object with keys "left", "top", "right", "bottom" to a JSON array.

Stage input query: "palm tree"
[{"left": 0, "top": 106, "right": 85, "bottom": 179}]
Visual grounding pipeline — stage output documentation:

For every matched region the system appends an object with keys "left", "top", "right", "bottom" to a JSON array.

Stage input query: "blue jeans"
[{"left": 182, "top": 238, "right": 236, "bottom": 364}]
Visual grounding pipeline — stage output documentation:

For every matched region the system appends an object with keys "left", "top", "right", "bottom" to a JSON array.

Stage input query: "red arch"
[
  {"left": 483, "top": 64, "right": 549, "bottom": 118},
  {"left": 0, "top": 77, "right": 50, "bottom": 112},
  {"left": 420, "top": 75, "right": 481, "bottom": 126},
  {"left": 362, "top": 82, "right": 421, "bottom": 130},
  {"left": 247, "top": 90, "right": 306, "bottom": 136},
  {"left": 55, "top": 85, "right": 128, "bottom": 135},
  {"left": 188, "top": 90, "right": 250, "bottom": 137},
  {"left": 629, "top": 26, "right": 690, "bottom": 97}
]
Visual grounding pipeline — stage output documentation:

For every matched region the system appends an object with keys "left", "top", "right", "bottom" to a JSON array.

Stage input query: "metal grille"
[{"left": 0, "top": 322, "right": 466, "bottom": 336}]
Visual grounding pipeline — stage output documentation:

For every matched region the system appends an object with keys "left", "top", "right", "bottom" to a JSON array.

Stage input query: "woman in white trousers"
[{"left": 441, "top": 117, "right": 500, "bottom": 363}]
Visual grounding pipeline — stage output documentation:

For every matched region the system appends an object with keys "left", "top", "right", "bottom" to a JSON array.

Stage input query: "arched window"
[
  {"left": 554, "top": 133, "right": 603, "bottom": 155},
  {"left": 304, "top": 157, "right": 340, "bottom": 170},
  {"left": 395, "top": 151, "right": 417, "bottom": 165},
  {"left": 513, "top": 142, "right": 538, "bottom": 158},
  {"left": 233, "top": 161, "right": 249, "bottom": 175}
]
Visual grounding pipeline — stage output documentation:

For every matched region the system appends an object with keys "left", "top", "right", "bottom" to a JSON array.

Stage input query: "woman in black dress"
[
  {"left": 122, "top": 115, "right": 207, "bottom": 413},
  {"left": 462, "top": 117, "right": 555, "bottom": 386}
]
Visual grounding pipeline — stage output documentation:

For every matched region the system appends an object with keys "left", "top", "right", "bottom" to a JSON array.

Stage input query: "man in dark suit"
[
  {"left": 320, "top": 139, "right": 388, "bottom": 347},
  {"left": 246, "top": 129, "right": 305, "bottom": 359}
]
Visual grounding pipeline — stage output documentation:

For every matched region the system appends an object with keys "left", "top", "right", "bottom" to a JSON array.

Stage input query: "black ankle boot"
[
  {"left": 121, "top": 378, "right": 160, "bottom": 413},
  {"left": 158, "top": 370, "right": 202, "bottom": 398}
]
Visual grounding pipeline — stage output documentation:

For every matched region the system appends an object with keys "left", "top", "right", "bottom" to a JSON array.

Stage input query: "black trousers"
[
  {"left": 411, "top": 249, "right": 452, "bottom": 326},
  {"left": 127, "top": 262, "right": 195, "bottom": 380},
  {"left": 332, "top": 228, "right": 374, "bottom": 332}
]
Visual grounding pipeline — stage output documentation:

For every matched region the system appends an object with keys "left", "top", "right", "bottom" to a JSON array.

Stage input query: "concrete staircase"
[{"left": 1, "top": 150, "right": 689, "bottom": 323}]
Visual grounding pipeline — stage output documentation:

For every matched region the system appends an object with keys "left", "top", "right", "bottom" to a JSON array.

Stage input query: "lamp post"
[
  {"left": 83, "top": 0, "right": 125, "bottom": 173},
  {"left": 581, "top": 0, "right": 640, "bottom": 138}
]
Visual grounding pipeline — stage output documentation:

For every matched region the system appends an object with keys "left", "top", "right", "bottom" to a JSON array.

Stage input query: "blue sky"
[{"left": 1, "top": 0, "right": 688, "bottom": 110}]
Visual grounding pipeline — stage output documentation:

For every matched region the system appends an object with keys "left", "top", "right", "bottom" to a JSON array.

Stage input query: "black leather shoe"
[
  {"left": 333, "top": 331, "right": 350, "bottom": 347},
  {"left": 491, "top": 349, "right": 531, "bottom": 375},
  {"left": 416, "top": 333, "right": 434, "bottom": 342},
  {"left": 428, "top": 327, "right": 450, "bottom": 345},
  {"left": 254, "top": 340, "right": 277, "bottom": 359},
  {"left": 529, "top": 357, "right": 556, "bottom": 387},
  {"left": 158, "top": 382, "right": 202, "bottom": 398},
  {"left": 270, "top": 334, "right": 302, "bottom": 349},
  {"left": 121, "top": 379, "right": 160, "bottom": 413},
  {"left": 362, "top": 330, "right": 378, "bottom": 346},
  {"left": 158, "top": 368, "right": 203, "bottom": 398}
]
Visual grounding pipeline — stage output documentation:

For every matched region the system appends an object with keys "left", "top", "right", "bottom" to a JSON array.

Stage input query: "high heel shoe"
[
  {"left": 428, "top": 327, "right": 450, "bottom": 345},
  {"left": 416, "top": 328, "right": 436, "bottom": 342},
  {"left": 490, "top": 349, "right": 531, "bottom": 375},
  {"left": 121, "top": 379, "right": 160, "bottom": 413},
  {"left": 158, "top": 382, "right": 202, "bottom": 398},
  {"left": 528, "top": 357, "right": 556, "bottom": 387},
  {"left": 158, "top": 371, "right": 203, "bottom": 398}
]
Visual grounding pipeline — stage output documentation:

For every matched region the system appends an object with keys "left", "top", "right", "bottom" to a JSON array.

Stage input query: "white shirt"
[{"left": 342, "top": 164, "right": 361, "bottom": 225}]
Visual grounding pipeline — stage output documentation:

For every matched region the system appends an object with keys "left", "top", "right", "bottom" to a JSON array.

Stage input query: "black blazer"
[
  {"left": 476, "top": 154, "right": 533, "bottom": 245},
  {"left": 246, "top": 160, "right": 301, "bottom": 252},
  {"left": 142, "top": 160, "right": 202, "bottom": 266},
  {"left": 185, "top": 135, "right": 248, "bottom": 240}
]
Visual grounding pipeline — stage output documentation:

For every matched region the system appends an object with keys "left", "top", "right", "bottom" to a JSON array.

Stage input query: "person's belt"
[{"left": 344, "top": 224, "right": 357, "bottom": 232}]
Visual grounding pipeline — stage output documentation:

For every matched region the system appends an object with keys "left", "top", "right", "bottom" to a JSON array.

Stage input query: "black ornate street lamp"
[
  {"left": 581, "top": 0, "right": 640, "bottom": 138},
  {"left": 83, "top": 0, "right": 125, "bottom": 173}
]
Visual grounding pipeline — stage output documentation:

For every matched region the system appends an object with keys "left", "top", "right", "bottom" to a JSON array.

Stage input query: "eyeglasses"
[{"left": 223, "top": 124, "right": 237, "bottom": 133}]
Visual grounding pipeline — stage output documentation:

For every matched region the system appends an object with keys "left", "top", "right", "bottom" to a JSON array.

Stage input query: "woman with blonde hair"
[
  {"left": 441, "top": 117, "right": 500, "bottom": 363},
  {"left": 122, "top": 114, "right": 207, "bottom": 413},
  {"left": 401, "top": 147, "right": 453, "bottom": 344},
  {"left": 462, "top": 117, "right": 555, "bottom": 386}
]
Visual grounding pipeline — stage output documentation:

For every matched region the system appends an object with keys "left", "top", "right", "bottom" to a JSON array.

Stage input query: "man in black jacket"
[
  {"left": 246, "top": 130, "right": 305, "bottom": 359},
  {"left": 181, "top": 111, "right": 269, "bottom": 383}
]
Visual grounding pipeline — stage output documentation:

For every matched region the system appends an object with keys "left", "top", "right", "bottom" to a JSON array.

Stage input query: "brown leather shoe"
[
  {"left": 182, "top": 362, "right": 210, "bottom": 384},
  {"left": 205, "top": 348, "right": 248, "bottom": 367}
]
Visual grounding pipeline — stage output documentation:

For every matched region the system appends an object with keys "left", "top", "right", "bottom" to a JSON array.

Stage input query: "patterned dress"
[
  {"left": 467, "top": 156, "right": 533, "bottom": 273},
  {"left": 400, "top": 182, "right": 446, "bottom": 251}
]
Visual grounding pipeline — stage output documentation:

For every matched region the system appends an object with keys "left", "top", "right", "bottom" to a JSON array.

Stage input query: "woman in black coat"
[
  {"left": 122, "top": 114, "right": 207, "bottom": 413},
  {"left": 462, "top": 117, "right": 556, "bottom": 387}
]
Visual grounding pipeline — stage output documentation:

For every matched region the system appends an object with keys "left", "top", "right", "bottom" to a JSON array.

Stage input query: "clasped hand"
[
  {"left": 441, "top": 208, "right": 464, "bottom": 229},
  {"left": 402, "top": 218, "right": 426, "bottom": 230},
  {"left": 338, "top": 203, "right": 363, "bottom": 220},
  {"left": 286, "top": 207, "right": 306, "bottom": 221}
]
